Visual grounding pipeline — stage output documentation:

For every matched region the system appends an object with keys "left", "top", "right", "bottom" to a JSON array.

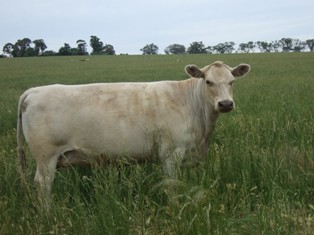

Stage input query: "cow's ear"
[
  {"left": 185, "top": 65, "right": 205, "bottom": 79},
  {"left": 232, "top": 64, "right": 250, "bottom": 78}
]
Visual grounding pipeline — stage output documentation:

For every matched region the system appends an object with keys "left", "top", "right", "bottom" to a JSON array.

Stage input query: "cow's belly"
[
  {"left": 57, "top": 147, "right": 156, "bottom": 168},
  {"left": 55, "top": 123, "right": 156, "bottom": 167},
  {"left": 55, "top": 118, "right": 196, "bottom": 167},
  {"left": 60, "top": 125, "right": 156, "bottom": 161},
  {"left": 78, "top": 132, "right": 154, "bottom": 159}
]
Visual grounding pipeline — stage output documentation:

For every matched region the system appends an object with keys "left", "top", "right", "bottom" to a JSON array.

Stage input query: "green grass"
[{"left": 0, "top": 53, "right": 313, "bottom": 234}]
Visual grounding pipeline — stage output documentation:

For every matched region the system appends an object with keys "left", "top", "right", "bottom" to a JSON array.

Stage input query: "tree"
[
  {"left": 11, "top": 38, "right": 32, "bottom": 57},
  {"left": 279, "top": 38, "right": 294, "bottom": 52},
  {"left": 256, "top": 41, "right": 272, "bottom": 52},
  {"left": 140, "top": 43, "right": 159, "bottom": 55},
  {"left": 238, "top": 43, "right": 249, "bottom": 53},
  {"left": 271, "top": 40, "right": 281, "bottom": 52},
  {"left": 206, "top": 46, "right": 213, "bottom": 54},
  {"left": 293, "top": 39, "right": 306, "bottom": 52},
  {"left": 238, "top": 41, "right": 256, "bottom": 53},
  {"left": 247, "top": 41, "right": 256, "bottom": 53},
  {"left": 305, "top": 39, "right": 314, "bottom": 52},
  {"left": 3, "top": 39, "right": 47, "bottom": 57},
  {"left": 187, "top": 41, "right": 207, "bottom": 54},
  {"left": 213, "top": 42, "right": 235, "bottom": 54},
  {"left": 164, "top": 44, "right": 186, "bottom": 54},
  {"left": 41, "top": 50, "right": 57, "bottom": 56},
  {"left": 33, "top": 39, "right": 47, "bottom": 55},
  {"left": 90, "top": 35, "right": 103, "bottom": 54},
  {"left": 70, "top": 48, "right": 79, "bottom": 55},
  {"left": 3, "top": 43, "right": 14, "bottom": 57},
  {"left": 76, "top": 39, "right": 88, "bottom": 55},
  {"left": 103, "top": 44, "right": 115, "bottom": 55},
  {"left": 25, "top": 47, "right": 36, "bottom": 57},
  {"left": 279, "top": 38, "right": 306, "bottom": 52},
  {"left": 213, "top": 43, "right": 225, "bottom": 54},
  {"left": 58, "top": 43, "right": 72, "bottom": 55},
  {"left": 225, "top": 42, "right": 235, "bottom": 53}
]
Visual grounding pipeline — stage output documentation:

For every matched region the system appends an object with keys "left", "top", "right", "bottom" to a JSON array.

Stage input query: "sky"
[{"left": 1, "top": 0, "right": 313, "bottom": 55}]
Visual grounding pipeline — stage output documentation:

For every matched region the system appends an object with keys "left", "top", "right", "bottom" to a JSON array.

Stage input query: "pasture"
[{"left": 0, "top": 53, "right": 313, "bottom": 234}]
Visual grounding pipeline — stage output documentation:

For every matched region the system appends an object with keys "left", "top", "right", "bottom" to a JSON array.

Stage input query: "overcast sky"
[{"left": 1, "top": 0, "right": 313, "bottom": 54}]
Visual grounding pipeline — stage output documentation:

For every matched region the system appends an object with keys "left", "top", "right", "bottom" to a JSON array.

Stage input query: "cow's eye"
[{"left": 206, "top": 80, "right": 215, "bottom": 86}]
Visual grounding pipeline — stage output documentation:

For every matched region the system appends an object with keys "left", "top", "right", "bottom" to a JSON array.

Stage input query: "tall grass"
[{"left": 0, "top": 53, "right": 313, "bottom": 234}]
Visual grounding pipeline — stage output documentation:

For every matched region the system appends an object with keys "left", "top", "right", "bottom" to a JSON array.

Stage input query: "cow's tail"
[{"left": 17, "top": 91, "right": 28, "bottom": 174}]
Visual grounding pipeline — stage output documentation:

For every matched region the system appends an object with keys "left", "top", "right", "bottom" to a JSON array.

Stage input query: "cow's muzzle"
[{"left": 218, "top": 100, "right": 234, "bottom": 113}]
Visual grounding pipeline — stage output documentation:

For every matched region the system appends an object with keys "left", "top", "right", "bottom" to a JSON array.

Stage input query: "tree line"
[
  {"left": 158, "top": 38, "right": 314, "bottom": 55},
  {"left": 1, "top": 36, "right": 116, "bottom": 58},
  {"left": 1, "top": 36, "right": 314, "bottom": 58}
]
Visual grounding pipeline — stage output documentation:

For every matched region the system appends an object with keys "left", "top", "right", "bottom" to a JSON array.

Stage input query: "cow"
[{"left": 17, "top": 61, "right": 250, "bottom": 201}]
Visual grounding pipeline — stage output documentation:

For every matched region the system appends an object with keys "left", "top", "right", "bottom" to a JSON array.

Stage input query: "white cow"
[{"left": 17, "top": 61, "right": 250, "bottom": 199}]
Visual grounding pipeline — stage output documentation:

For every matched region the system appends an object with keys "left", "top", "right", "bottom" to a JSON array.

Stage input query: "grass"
[{"left": 0, "top": 53, "right": 313, "bottom": 234}]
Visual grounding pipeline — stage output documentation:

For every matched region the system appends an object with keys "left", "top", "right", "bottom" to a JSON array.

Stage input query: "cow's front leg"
[{"left": 161, "top": 148, "right": 185, "bottom": 178}]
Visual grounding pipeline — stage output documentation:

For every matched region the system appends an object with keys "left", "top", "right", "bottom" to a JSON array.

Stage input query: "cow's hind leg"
[{"left": 34, "top": 154, "right": 59, "bottom": 209}]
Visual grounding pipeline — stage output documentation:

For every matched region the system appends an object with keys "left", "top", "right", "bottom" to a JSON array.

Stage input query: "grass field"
[{"left": 0, "top": 53, "right": 313, "bottom": 234}]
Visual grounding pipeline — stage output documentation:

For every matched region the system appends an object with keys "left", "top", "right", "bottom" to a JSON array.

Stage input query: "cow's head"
[{"left": 185, "top": 61, "right": 250, "bottom": 113}]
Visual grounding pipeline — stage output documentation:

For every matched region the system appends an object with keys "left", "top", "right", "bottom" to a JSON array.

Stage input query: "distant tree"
[
  {"left": 58, "top": 43, "right": 72, "bottom": 55},
  {"left": 3, "top": 38, "right": 46, "bottom": 57},
  {"left": 225, "top": 41, "right": 235, "bottom": 53},
  {"left": 3, "top": 43, "right": 14, "bottom": 57},
  {"left": 213, "top": 42, "right": 235, "bottom": 54},
  {"left": 12, "top": 38, "right": 32, "bottom": 57},
  {"left": 305, "top": 39, "right": 314, "bottom": 52},
  {"left": 238, "top": 41, "right": 256, "bottom": 53},
  {"left": 279, "top": 38, "right": 306, "bottom": 52},
  {"left": 103, "top": 44, "right": 115, "bottom": 55},
  {"left": 19, "top": 38, "right": 32, "bottom": 55},
  {"left": 293, "top": 39, "right": 306, "bottom": 52},
  {"left": 164, "top": 44, "right": 186, "bottom": 54},
  {"left": 41, "top": 50, "right": 57, "bottom": 56},
  {"left": 140, "top": 43, "right": 159, "bottom": 55},
  {"left": 70, "top": 48, "right": 79, "bottom": 55},
  {"left": 76, "top": 39, "right": 88, "bottom": 55},
  {"left": 90, "top": 35, "right": 103, "bottom": 54},
  {"left": 256, "top": 41, "right": 272, "bottom": 52},
  {"left": 33, "top": 39, "right": 47, "bottom": 55},
  {"left": 187, "top": 41, "right": 207, "bottom": 54},
  {"left": 206, "top": 46, "right": 213, "bottom": 54},
  {"left": 271, "top": 40, "right": 281, "bottom": 52},
  {"left": 238, "top": 43, "right": 249, "bottom": 53},
  {"left": 279, "top": 38, "right": 294, "bottom": 52},
  {"left": 213, "top": 43, "right": 225, "bottom": 54},
  {"left": 247, "top": 41, "right": 256, "bottom": 52},
  {"left": 24, "top": 47, "right": 36, "bottom": 57}
]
